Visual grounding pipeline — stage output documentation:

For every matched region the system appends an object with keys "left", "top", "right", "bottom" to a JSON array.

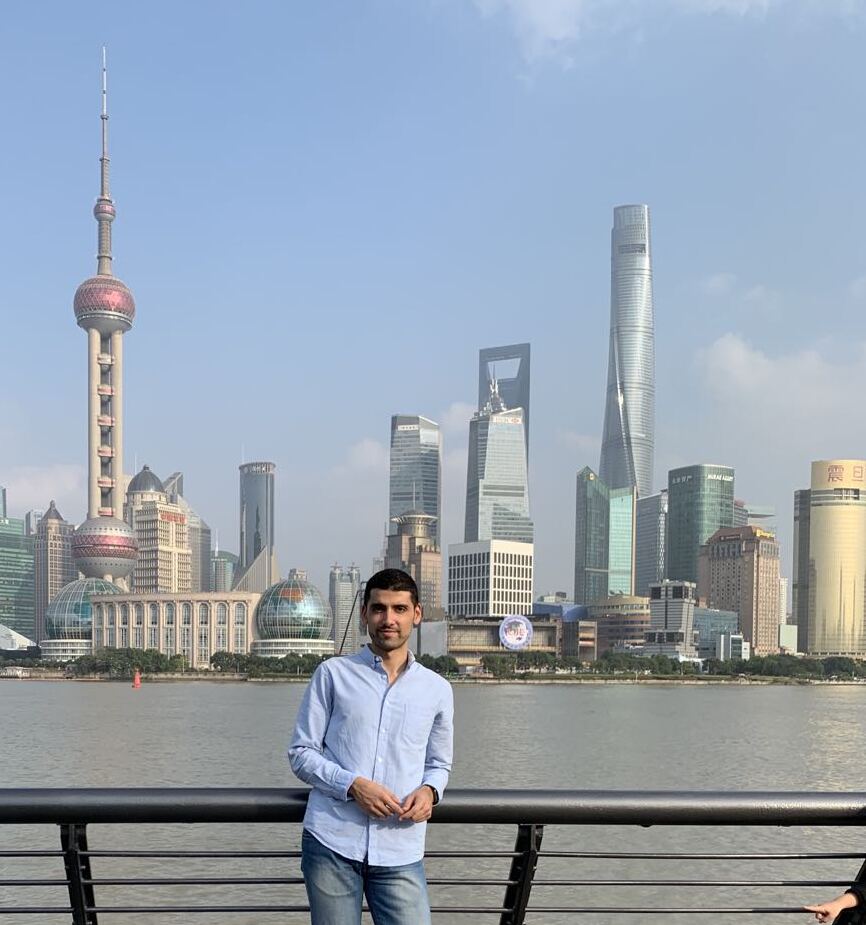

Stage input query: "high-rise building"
[
  {"left": 70, "top": 52, "right": 138, "bottom": 589},
  {"left": 447, "top": 540, "right": 533, "bottom": 618},
  {"left": 34, "top": 501, "right": 77, "bottom": 644},
  {"left": 389, "top": 416, "right": 441, "bottom": 545},
  {"left": 465, "top": 380, "right": 532, "bottom": 543},
  {"left": 778, "top": 576, "right": 789, "bottom": 625},
  {"left": 635, "top": 490, "right": 667, "bottom": 597},
  {"left": 385, "top": 512, "right": 442, "bottom": 611},
  {"left": 697, "top": 525, "right": 781, "bottom": 655},
  {"left": 125, "top": 466, "right": 192, "bottom": 594},
  {"left": 212, "top": 549, "right": 239, "bottom": 593},
  {"left": 608, "top": 486, "right": 636, "bottom": 596},
  {"left": 236, "top": 462, "right": 277, "bottom": 592},
  {"left": 0, "top": 508, "right": 35, "bottom": 640},
  {"left": 478, "top": 343, "right": 531, "bottom": 458},
  {"left": 666, "top": 464, "right": 735, "bottom": 584},
  {"left": 24, "top": 510, "right": 44, "bottom": 536},
  {"left": 599, "top": 205, "right": 655, "bottom": 499},
  {"left": 692, "top": 606, "right": 739, "bottom": 660},
  {"left": 792, "top": 488, "right": 811, "bottom": 653},
  {"left": 799, "top": 460, "right": 866, "bottom": 656},
  {"left": 573, "top": 467, "right": 609, "bottom": 604},
  {"left": 645, "top": 580, "right": 697, "bottom": 659},
  {"left": 164, "top": 471, "right": 212, "bottom": 592},
  {"left": 329, "top": 564, "right": 362, "bottom": 654},
  {"left": 734, "top": 500, "right": 776, "bottom": 533}
]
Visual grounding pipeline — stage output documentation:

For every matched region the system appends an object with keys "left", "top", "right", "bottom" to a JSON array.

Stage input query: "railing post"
[
  {"left": 499, "top": 823, "right": 543, "bottom": 925},
  {"left": 60, "top": 823, "right": 98, "bottom": 925}
]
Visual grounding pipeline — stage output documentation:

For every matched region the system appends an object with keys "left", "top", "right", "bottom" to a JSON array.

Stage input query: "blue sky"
[{"left": 2, "top": 0, "right": 866, "bottom": 597}]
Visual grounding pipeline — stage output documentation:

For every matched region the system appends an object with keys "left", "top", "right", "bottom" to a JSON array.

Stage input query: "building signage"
[
  {"left": 706, "top": 473, "right": 733, "bottom": 482},
  {"left": 159, "top": 511, "right": 186, "bottom": 525},
  {"left": 396, "top": 424, "right": 419, "bottom": 432},
  {"left": 499, "top": 614, "right": 533, "bottom": 651}
]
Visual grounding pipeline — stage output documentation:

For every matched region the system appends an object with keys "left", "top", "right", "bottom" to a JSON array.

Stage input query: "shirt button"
[{"left": 378, "top": 757, "right": 383, "bottom": 763}]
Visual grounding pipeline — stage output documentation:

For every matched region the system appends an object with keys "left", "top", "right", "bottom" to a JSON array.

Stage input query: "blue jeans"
[{"left": 301, "top": 829, "right": 432, "bottom": 925}]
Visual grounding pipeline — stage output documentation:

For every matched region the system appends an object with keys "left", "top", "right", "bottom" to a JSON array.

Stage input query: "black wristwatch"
[{"left": 425, "top": 784, "right": 440, "bottom": 806}]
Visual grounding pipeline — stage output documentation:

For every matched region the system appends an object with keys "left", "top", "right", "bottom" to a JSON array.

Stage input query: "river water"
[{"left": 2, "top": 679, "right": 865, "bottom": 923}]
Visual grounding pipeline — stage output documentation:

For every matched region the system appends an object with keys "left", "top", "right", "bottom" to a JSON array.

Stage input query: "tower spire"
[{"left": 95, "top": 45, "right": 115, "bottom": 276}]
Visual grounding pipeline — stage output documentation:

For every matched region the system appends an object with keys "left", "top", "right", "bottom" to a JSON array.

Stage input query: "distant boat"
[{"left": 132, "top": 669, "right": 141, "bottom": 689}]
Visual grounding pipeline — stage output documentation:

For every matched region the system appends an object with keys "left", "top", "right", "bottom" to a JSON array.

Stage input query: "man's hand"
[
  {"left": 348, "top": 778, "right": 403, "bottom": 818},
  {"left": 805, "top": 892, "right": 859, "bottom": 922},
  {"left": 398, "top": 786, "right": 435, "bottom": 823}
]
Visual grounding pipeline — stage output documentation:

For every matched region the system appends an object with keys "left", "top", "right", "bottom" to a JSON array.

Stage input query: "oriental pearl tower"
[{"left": 70, "top": 50, "right": 138, "bottom": 587}]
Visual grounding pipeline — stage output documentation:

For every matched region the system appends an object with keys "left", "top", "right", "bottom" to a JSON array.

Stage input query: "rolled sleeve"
[
  {"left": 288, "top": 665, "right": 356, "bottom": 801},
  {"left": 421, "top": 683, "right": 454, "bottom": 800}
]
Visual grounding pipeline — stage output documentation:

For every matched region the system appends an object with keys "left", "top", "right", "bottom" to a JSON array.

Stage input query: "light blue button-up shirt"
[{"left": 289, "top": 646, "right": 454, "bottom": 866}]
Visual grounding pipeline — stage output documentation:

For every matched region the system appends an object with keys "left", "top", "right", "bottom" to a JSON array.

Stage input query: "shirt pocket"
[{"left": 399, "top": 702, "right": 434, "bottom": 750}]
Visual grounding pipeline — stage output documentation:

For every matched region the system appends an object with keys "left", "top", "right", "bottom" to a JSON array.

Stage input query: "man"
[{"left": 289, "top": 568, "right": 454, "bottom": 925}]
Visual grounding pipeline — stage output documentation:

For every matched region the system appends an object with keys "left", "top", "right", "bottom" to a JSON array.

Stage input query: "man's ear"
[{"left": 413, "top": 605, "right": 423, "bottom": 626}]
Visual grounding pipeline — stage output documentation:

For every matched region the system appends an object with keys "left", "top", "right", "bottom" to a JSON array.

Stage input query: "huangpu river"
[{"left": 2, "top": 679, "right": 866, "bottom": 924}]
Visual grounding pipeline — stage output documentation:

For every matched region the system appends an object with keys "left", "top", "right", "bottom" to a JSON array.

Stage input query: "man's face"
[{"left": 361, "top": 588, "right": 422, "bottom": 654}]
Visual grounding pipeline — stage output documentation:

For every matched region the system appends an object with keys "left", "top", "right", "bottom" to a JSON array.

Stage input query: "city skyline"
[{"left": 3, "top": 6, "right": 866, "bottom": 597}]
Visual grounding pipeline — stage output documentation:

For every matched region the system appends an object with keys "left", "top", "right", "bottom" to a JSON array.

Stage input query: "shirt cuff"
[
  {"left": 334, "top": 768, "right": 356, "bottom": 801},
  {"left": 422, "top": 771, "right": 449, "bottom": 800}
]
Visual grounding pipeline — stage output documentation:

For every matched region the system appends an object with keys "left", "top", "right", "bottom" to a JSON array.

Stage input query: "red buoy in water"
[{"left": 132, "top": 669, "right": 141, "bottom": 689}]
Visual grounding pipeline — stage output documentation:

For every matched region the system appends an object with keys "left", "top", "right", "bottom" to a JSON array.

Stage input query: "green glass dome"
[
  {"left": 255, "top": 578, "right": 332, "bottom": 641},
  {"left": 44, "top": 578, "right": 122, "bottom": 640}
]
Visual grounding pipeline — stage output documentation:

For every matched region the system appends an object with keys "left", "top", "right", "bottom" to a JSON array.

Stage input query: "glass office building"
[
  {"left": 464, "top": 383, "right": 532, "bottom": 544},
  {"left": 478, "top": 343, "right": 530, "bottom": 458},
  {"left": 0, "top": 515, "right": 35, "bottom": 639},
  {"left": 238, "top": 462, "right": 275, "bottom": 581},
  {"left": 666, "top": 464, "right": 735, "bottom": 584},
  {"left": 600, "top": 205, "right": 655, "bottom": 499},
  {"left": 389, "top": 416, "right": 441, "bottom": 545},
  {"left": 608, "top": 486, "right": 636, "bottom": 596},
  {"left": 574, "top": 467, "right": 610, "bottom": 604},
  {"left": 635, "top": 490, "right": 667, "bottom": 597}
]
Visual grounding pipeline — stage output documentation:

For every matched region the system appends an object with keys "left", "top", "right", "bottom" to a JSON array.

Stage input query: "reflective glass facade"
[
  {"left": 478, "top": 344, "right": 530, "bottom": 458},
  {"left": 238, "top": 462, "right": 275, "bottom": 580},
  {"left": 573, "top": 467, "right": 609, "bottom": 605},
  {"left": 44, "top": 578, "right": 121, "bottom": 640},
  {"left": 389, "top": 416, "right": 441, "bottom": 544},
  {"left": 666, "top": 464, "right": 735, "bottom": 584},
  {"left": 608, "top": 486, "right": 636, "bottom": 596},
  {"left": 0, "top": 516, "right": 35, "bottom": 639},
  {"left": 330, "top": 564, "right": 362, "bottom": 653},
  {"left": 635, "top": 491, "right": 667, "bottom": 597},
  {"left": 465, "top": 405, "right": 532, "bottom": 543},
  {"left": 255, "top": 577, "right": 332, "bottom": 641},
  {"left": 600, "top": 205, "right": 655, "bottom": 499}
]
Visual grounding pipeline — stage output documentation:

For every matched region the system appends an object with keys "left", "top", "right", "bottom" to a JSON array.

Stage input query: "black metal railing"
[{"left": 1, "top": 788, "right": 866, "bottom": 922}]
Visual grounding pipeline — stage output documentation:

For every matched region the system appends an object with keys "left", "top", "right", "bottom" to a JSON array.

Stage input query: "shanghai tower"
[{"left": 599, "top": 204, "right": 655, "bottom": 499}]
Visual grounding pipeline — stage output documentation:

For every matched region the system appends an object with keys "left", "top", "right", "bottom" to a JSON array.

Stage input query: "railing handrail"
[{"left": 3, "top": 787, "right": 866, "bottom": 826}]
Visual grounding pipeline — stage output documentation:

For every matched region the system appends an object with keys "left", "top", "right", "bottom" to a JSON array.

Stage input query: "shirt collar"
[{"left": 359, "top": 644, "right": 415, "bottom": 670}]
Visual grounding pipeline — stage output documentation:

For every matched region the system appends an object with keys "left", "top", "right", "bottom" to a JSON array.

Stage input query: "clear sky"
[{"left": 2, "top": 0, "right": 866, "bottom": 598}]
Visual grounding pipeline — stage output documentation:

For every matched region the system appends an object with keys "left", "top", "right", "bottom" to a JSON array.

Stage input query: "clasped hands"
[{"left": 348, "top": 777, "right": 434, "bottom": 822}]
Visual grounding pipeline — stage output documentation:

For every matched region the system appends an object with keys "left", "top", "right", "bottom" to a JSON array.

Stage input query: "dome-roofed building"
[
  {"left": 40, "top": 577, "right": 122, "bottom": 661},
  {"left": 250, "top": 571, "right": 334, "bottom": 658},
  {"left": 127, "top": 465, "right": 166, "bottom": 498}
]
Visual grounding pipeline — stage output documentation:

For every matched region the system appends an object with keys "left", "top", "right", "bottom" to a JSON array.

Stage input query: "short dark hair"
[{"left": 363, "top": 569, "right": 419, "bottom": 607}]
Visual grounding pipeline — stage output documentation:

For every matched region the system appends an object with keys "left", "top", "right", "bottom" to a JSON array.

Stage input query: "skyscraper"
[
  {"left": 386, "top": 512, "right": 442, "bottom": 611},
  {"left": 464, "top": 380, "right": 533, "bottom": 543},
  {"left": 635, "top": 490, "right": 667, "bottom": 597},
  {"left": 698, "top": 526, "right": 781, "bottom": 655},
  {"left": 666, "top": 464, "right": 735, "bottom": 584},
  {"left": 800, "top": 460, "right": 866, "bottom": 656},
  {"left": 599, "top": 205, "right": 655, "bottom": 499},
  {"left": 792, "top": 488, "right": 811, "bottom": 653},
  {"left": 70, "top": 51, "right": 138, "bottom": 588},
  {"left": 0, "top": 506, "right": 35, "bottom": 640},
  {"left": 608, "top": 485, "right": 636, "bottom": 596},
  {"left": 478, "top": 343, "right": 530, "bottom": 457},
  {"left": 573, "top": 467, "right": 609, "bottom": 604},
  {"left": 164, "top": 472, "right": 212, "bottom": 592},
  {"left": 329, "top": 564, "right": 362, "bottom": 654},
  {"left": 236, "top": 462, "right": 277, "bottom": 591},
  {"left": 125, "top": 466, "right": 192, "bottom": 594},
  {"left": 447, "top": 539, "right": 534, "bottom": 617},
  {"left": 212, "top": 549, "right": 239, "bottom": 593},
  {"left": 389, "top": 416, "right": 441, "bottom": 545},
  {"left": 34, "top": 501, "right": 77, "bottom": 643}
]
